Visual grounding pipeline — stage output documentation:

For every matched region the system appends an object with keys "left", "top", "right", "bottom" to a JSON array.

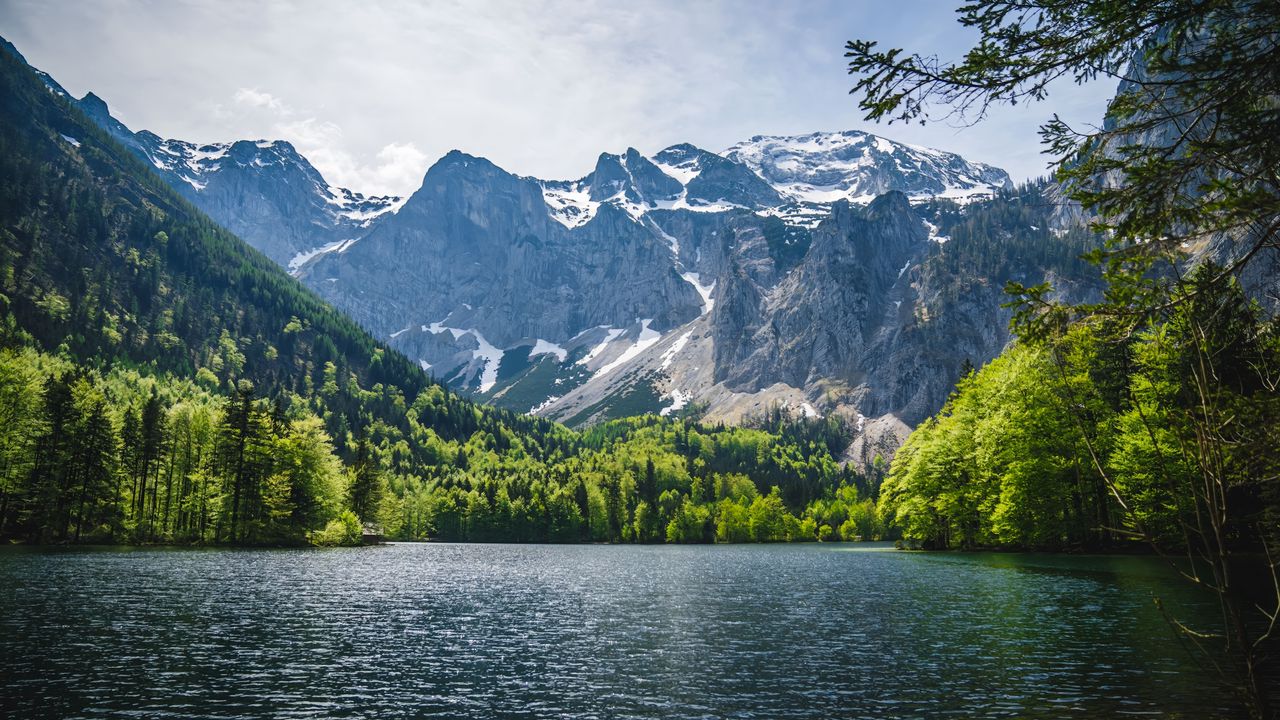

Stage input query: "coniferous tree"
[
  {"left": 25, "top": 375, "right": 73, "bottom": 542},
  {"left": 0, "top": 349, "right": 46, "bottom": 535},
  {"left": 849, "top": 6, "right": 1280, "bottom": 711},
  {"left": 347, "top": 436, "right": 384, "bottom": 525},
  {"left": 138, "top": 388, "right": 166, "bottom": 539},
  {"left": 70, "top": 393, "right": 116, "bottom": 542},
  {"left": 216, "top": 380, "right": 266, "bottom": 542}
]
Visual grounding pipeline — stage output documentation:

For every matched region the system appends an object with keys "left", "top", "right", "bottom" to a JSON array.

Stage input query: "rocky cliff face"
[
  {"left": 710, "top": 195, "right": 924, "bottom": 391},
  {"left": 537, "top": 182, "right": 1102, "bottom": 473},
  {"left": 134, "top": 133, "right": 403, "bottom": 268},
  {"left": 1099, "top": 44, "right": 1280, "bottom": 315},
  {"left": 297, "top": 150, "right": 704, "bottom": 393},
  {"left": 286, "top": 132, "right": 1043, "bottom": 435}
]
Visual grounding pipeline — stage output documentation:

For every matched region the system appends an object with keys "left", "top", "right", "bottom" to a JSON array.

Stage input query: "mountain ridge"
[
  {"left": 0, "top": 37, "right": 405, "bottom": 270},
  {"left": 3, "top": 35, "right": 1091, "bottom": 471}
]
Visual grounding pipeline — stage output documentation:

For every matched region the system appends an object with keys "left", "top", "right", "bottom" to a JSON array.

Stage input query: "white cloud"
[
  {"left": 232, "top": 88, "right": 286, "bottom": 112},
  {"left": 367, "top": 142, "right": 430, "bottom": 198},
  {"left": 218, "top": 88, "right": 423, "bottom": 196}
]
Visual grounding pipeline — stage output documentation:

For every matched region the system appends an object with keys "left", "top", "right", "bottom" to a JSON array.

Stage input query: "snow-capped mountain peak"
[
  {"left": 723, "top": 129, "right": 1011, "bottom": 207},
  {"left": 50, "top": 83, "right": 405, "bottom": 267},
  {"left": 538, "top": 132, "right": 1010, "bottom": 232}
]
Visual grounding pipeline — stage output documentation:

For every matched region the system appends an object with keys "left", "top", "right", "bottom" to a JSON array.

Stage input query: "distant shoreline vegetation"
[{"left": 0, "top": 343, "right": 885, "bottom": 548}]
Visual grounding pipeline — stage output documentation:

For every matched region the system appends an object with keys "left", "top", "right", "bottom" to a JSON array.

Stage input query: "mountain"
[
  {"left": 539, "top": 185, "right": 1100, "bottom": 465},
  {"left": 299, "top": 149, "right": 705, "bottom": 396},
  {"left": 83, "top": 97, "right": 403, "bottom": 269},
  {"left": 6, "top": 36, "right": 1090, "bottom": 470},
  {"left": 286, "top": 130, "right": 1089, "bottom": 470},
  {"left": 294, "top": 131, "right": 1019, "bottom": 398},
  {"left": 1, "top": 38, "right": 402, "bottom": 269},
  {"left": 725, "top": 130, "right": 1011, "bottom": 202}
]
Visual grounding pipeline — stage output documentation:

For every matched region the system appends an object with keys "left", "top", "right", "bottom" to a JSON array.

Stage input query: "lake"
[{"left": 0, "top": 543, "right": 1240, "bottom": 718}]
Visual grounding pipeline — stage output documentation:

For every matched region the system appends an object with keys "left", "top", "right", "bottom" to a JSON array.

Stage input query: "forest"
[
  {"left": 2, "top": 0, "right": 1276, "bottom": 715},
  {"left": 0, "top": 337, "right": 879, "bottom": 546},
  {"left": 881, "top": 267, "right": 1279, "bottom": 552}
]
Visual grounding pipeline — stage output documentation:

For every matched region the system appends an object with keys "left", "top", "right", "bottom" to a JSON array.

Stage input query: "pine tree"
[
  {"left": 347, "top": 436, "right": 384, "bottom": 525},
  {"left": 216, "top": 380, "right": 265, "bottom": 542},
  {"left": 138, "top": 388, "right": 166, "bottom": 540},
  {"left": 849, "top": 6, "right": 1280, "bottom": 711},
  {"left": 71, "top": 395, "right": 116, "bottom": 543},
  {"left": 25, "top": 375, "right": 73, "bottom": 542}
]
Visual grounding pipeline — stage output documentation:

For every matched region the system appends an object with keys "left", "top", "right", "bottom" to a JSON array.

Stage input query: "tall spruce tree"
[{"left": 347, "top": 436, "right": 384, "bottom": 526}]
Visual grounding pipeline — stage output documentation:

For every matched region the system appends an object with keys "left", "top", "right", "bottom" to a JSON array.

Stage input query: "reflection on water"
[{"left": 0, "top": 543, "right": 1240, "bottom": 718}]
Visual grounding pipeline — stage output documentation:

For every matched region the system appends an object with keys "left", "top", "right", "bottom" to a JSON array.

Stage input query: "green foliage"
[
  {"left": 374, "top": 413, "right": 873, "bottom": 545},
  {"left": 346, "top": 437, "right": 385, "bottom": 525},
  {"left": 312, "top": 510, "right": 363, "bottom": 547},
  {"left": 666, "top": 498, "right": 710, "bottom": 543},
  {"left": 916, "top": 185, "right": 1098, "bottom": 297},
  {"left": 882, "top": 274, "right": 1279, "bottom": 553},
  {"left": 0, "top": 304, "right": 880, "bottom": 547},
  {"left": 0, "top": 44, "right": 565, "bottom": 487}
]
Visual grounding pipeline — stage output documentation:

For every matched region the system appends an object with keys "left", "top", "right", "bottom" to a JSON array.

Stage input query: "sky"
[{"left": 0, "top": 0, "right": 1115, "bottom": 198}]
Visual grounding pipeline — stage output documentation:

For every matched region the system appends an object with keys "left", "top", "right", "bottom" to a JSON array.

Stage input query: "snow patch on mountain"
[
  {"left": 536, "top": 131, "right": 1010, "bottom": 239},
  {"left": 530, "top": 339, "right": 568, "bottom": 362},
  {"left": 145, "top": 139, "right": 229, "bottom": 184},
  {"left": 660, "top": 330, "right": 694, "bottom": 370},
  {"left": 529, "top": 395, "right": 562, "bottom": 415},
  {"left": 323, "top": 185, "right": 406, "bottom": 226},
  {"left": 288, "top": 238, "right": 359, "bottom": 274},
  {"left": 594, "top": 320, "right": 661, "bottom": 378},
  {"left": 136, "top": 136, "right": 403, "bottom": 228},
  {"left": 650, "top": 158, "right": 700, "bottom": 186},
  {"left": 659, "top": 388, "right": 691, "bottom": 416},
  {"left": 922, "top": 219, "right": 950, "bottom": 244},
  {"left": 422, "top": 320, "right": 505, "bottom": 392},
  {"left": 577, "top": 327, "right": 627, "bottom": 366},
  {"left": 541, "top": 181, "right": 599, "bottom": 229},
  {"left": 681, "top": 272, "right": 715, "bottom": 315},
  {"left": 651, "top": 194, "right": 747, "bottom": 213}
]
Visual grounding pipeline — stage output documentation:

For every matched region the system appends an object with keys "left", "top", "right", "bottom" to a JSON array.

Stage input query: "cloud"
[
  {"left": 366, "top": 142, "right": 430, "bottom": 198},
  {"left": 218, "top": 87, "right": 422, "bottom": 196},
  {"left": 232, "top": 88, "right": 287, "bottom": 112}
]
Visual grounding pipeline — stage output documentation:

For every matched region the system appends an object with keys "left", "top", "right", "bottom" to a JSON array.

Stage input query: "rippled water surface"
[{"left": 0, "top": 543, "right": 1239, "bottom": 718}]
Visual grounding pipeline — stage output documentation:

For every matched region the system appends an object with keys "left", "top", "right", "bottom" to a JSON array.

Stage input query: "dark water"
[{"left": 0, "top": 543, "right": 1240, "bottom": 718}]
